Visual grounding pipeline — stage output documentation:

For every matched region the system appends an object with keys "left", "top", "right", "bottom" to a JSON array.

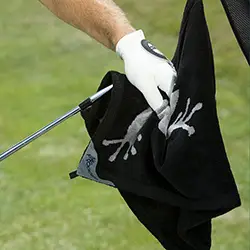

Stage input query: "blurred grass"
[{"left": 0, "top": 0, "right": 249, "bottom": 249}]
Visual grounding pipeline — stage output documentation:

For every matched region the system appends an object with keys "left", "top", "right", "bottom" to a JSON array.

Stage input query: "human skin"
[{"left": 39, "top": 0, "right": 135, "bottom": 50}]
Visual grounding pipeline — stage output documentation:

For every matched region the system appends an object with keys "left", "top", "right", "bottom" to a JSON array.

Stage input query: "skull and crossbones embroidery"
[{"left": 102, "top": 89, "right": 203, "bottom": 162}]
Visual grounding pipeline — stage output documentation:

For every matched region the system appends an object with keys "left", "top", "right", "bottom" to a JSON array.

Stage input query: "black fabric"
[
  {"left": 220, "top": 0, "right": 250, "bottom": 65},
  {"left": 77, "top": 0, "right": 241, "bottom": 249}
]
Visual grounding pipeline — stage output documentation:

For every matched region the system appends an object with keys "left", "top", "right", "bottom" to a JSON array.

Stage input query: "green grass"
[{"left": 0, "top": 0, "right": 249, "bottom": 249}]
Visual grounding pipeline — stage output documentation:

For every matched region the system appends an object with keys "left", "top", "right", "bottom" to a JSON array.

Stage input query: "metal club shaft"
[
  {"left": 0, "top": 107, "right": 81, "bottom": 162},
  {"left": 0, "top": 85, "right": 113, "bottom": 162}
]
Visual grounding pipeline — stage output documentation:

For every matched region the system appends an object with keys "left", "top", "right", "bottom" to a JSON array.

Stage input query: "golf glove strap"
[{"left": 116, "top": 30, "right": 177, "bottom": 111}]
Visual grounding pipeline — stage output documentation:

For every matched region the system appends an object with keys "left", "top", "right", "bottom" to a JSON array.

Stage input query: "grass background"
[{"left": 0, "top": 0, "right": 249, "bottom": 249}]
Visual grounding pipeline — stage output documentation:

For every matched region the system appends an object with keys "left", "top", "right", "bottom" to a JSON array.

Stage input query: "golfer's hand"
[{"left": 116, "top": 30, "right": 177, "bottom": 111}]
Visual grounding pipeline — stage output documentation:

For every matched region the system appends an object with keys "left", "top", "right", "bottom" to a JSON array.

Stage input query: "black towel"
[
  {"left": 71, "top": 0, "right": 241, "bottom": 249},
  {"left": 220, "top": 0, "right": 250, "bottom": 65}
]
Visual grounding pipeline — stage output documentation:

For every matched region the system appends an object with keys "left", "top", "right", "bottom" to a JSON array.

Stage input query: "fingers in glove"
[
  {"left": 139, "top": 79, "right": 164, "bottom": 111},
  {"left": 155, "top": 65, "right": 176, "bottom": 98}
]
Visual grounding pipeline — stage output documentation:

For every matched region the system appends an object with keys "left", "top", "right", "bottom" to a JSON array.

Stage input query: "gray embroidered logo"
[
  {"left": 102, "top": 108, "right": 152, "bottom": 162},
  {"left": 158, "top": 90, "right": 203, "bottom": 138},
  {"left": 102, "top": 89, "right": 202, "bottom": 163}
]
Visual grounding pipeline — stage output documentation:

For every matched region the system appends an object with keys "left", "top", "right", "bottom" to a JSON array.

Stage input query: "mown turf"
[{"left": 0, "top": 0, "right": 249, "bottom": 249}]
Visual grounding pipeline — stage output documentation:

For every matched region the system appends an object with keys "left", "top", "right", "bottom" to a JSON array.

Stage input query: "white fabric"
[{"left": 116, "top": 30, "right": 177, "bottom": 111}]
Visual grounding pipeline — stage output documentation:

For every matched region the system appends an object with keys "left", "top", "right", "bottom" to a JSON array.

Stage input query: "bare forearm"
[{"left": 39, "top": 0, "right": 135, "bottom": 50}]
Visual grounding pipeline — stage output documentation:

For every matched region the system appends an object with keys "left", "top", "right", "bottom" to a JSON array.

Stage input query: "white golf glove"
[{"left": 116, "top": 30, "right": 177, "bottom": 111}]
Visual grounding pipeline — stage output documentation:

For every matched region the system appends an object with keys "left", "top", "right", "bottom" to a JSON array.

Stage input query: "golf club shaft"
[
  {"left": 0, "top": 106, "right": 81, "bottom": 162},
  {"left": 0, "top": 84, "right": 113, "bottom": 162}
]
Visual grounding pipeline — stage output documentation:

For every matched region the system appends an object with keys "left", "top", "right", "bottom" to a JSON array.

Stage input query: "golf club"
[{"left": 0, "top": 85, "right": 113, "bottom": 162}]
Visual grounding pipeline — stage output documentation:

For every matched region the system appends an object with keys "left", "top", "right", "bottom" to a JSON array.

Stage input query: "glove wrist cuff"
[{"left": 116, "top": 30, "right": 145, "bottom": 59}]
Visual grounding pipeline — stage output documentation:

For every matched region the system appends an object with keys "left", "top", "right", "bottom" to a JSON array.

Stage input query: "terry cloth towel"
[{"left": 70, "top": 0, "right": 241, "bottom": 249}]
